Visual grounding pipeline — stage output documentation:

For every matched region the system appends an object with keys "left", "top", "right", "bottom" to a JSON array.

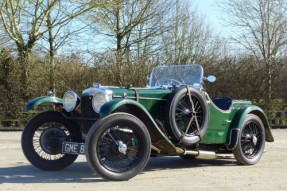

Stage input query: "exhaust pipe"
[
  {"left": 155, "top": 147, "right": 234, "bottom": 160},
  {"left": 184, "top": 150, "right": 217, "bottom": 160},
  {"left": 178, "top": 148, "right": 234, "bottom": 159}
]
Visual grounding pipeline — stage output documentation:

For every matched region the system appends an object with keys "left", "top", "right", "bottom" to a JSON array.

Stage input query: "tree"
[
  {"left": 0, "top": 49, "right": 22, "bottom": 122},
  {"left": 161, "top": 0, "right": 221, "bottom": 65},
  {"left": 42, "top": 0, "right": 96, "bottom": 95},
  {"left": 0, "top": 0, "right": 96, "bottom": 97},
  {"left": 0, "top": 0, "right": 59, "bottom": 99},
  {"left": 220, "top": 0, "right": 287, "bottom": 106},
  {"left": 88, "top": 0, "right": 174, "bottom": 86}
]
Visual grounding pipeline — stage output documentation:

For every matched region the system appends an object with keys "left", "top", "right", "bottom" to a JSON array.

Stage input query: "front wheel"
[
  {"left": 233, "top": 114, "right": 265, "bottom": 165},
  {"left": 21, "top": 111, "right": 81, "bottom": 170},
  {"left": 85, "top": 113, "right": 151, "bottom": 181}
]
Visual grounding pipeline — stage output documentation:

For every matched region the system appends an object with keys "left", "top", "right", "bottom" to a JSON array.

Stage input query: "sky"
[
  {"left": 58, "top": 0, "right": 230, "bottom": 56},
  {"left": 191, "top": 0, "right": 229, "bottom": 37}
]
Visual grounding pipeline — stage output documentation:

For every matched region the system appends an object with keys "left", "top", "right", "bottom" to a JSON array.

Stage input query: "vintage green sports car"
[{"left": 21, "top": 64, "right": 274, "bottom": 181}]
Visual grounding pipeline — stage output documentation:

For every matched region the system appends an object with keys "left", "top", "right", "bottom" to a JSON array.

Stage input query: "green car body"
[
  {"left": 99, "top": 88, "right": 274, "bottom": 144},
  {"left": 23, "top": 64, "right": 274, "bottom": 181},
  {"left": 25, "top": 84, "right": 274, "bottom": 149}
]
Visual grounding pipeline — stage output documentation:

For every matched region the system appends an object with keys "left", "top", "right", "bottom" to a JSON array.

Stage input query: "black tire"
[
  {"left": 233, "top": 114, "right": 265, "bottom": 165},
  {"left": 21, "top": 111, "right": 81, "bottom": 170},
  {"left": 85, "top": 113, "right": 151, "bottom": 181},
  {"left": 165, "top": 86, "right": 209, "bottom": 145}
]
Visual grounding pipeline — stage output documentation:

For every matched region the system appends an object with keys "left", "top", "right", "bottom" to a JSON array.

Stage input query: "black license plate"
[{"left": 62, "top": 142, "right": 85, "bottom": 155}]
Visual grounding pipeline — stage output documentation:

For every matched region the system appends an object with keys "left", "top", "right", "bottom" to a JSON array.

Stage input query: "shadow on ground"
[{"left": 0, "top": 156, "right": 236, "bottom": 184}]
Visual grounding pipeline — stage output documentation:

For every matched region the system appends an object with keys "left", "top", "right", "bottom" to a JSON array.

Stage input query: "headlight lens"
[
  {"left": 92, "top": 91, "right": 111, "bottom": 113},
  {"left": 63, "top": 91, "right": 79, "bottom": 112}
]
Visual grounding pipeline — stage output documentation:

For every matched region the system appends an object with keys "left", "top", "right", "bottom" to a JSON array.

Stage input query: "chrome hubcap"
[
  {"left": 252, "top": 135, "right": 258, "bottom": 146},
  {"left": 117, "top": 141, "right": 127, "bottom": 155}
]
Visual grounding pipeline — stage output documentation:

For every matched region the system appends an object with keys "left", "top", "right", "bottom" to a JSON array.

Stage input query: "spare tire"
[{"left": 165, "top": 86, "right": 209, "bottom": 145}]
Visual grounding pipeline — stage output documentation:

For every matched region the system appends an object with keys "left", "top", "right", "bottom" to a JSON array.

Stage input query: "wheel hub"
[
  {"left": 117, "top": 141, "right": 127, "bottom": 155},
  {"left": 246, "top": 134, "right": 257, "bottom": 146},
  {"left": 252, "top": 135, "right": 258, "bottom": 146},
  {"left": 40, "top": 127, "right": 66, "bottom": 154},
  {"left": 183, "top": 108, "right": 191, "bottom": 115}
]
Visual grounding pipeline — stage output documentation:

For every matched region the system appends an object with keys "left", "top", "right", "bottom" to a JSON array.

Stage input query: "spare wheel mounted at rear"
[{"left": 165, "top": 86, "right": 209, "bottom": 145}]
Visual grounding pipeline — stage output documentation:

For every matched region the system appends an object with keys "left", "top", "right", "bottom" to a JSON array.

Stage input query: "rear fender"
[
  {"left": 228, "top": 105, "right": 274, "bottom": 148},
  {"left": 25, "top": 96, "right": 63, "bottom": 111},
  {"left": 100, "top": 99, "right": 176, "bottom": 153}
]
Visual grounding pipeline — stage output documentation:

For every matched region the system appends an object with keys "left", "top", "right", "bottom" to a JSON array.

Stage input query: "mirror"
[{"left": 206, "top": 75, "right": 216, "bottom": 82}]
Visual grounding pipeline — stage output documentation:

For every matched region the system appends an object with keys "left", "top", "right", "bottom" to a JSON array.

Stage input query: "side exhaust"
[
  {"left": 175, "top": 147, "right": 234, "bottom": 160},
  {"left": 183, "top": 150, "right": 217, "bottom": 160}
]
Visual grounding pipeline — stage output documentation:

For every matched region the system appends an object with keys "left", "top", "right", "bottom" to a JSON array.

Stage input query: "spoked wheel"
[
  {"left": 85, "top": 113, "right": 151, "bottom": 181},
  {"left": 233, "top": 114, "right": 265, "bottom": 165},
  {"left": 165, "top": 86, "right": 209, "bottom": 145},
  {"left": 21, "top": 111, "right": 81, "bottom": 170}
]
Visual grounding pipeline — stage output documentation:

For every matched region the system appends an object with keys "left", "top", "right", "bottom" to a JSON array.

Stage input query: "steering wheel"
[{"left": 162, "top": 79, "right": 182, "bottom": 86}]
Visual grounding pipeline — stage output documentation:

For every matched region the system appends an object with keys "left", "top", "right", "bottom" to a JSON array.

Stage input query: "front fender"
[
  {"left": 99, "top": 99, "right": 134, "bottom": 117},
  {"left": 100, "top": 99, "right": 177, "bottom": 153},
  {"left": 231, "top": 105, "right": 274, "bottom": 142},
  {"left": 25, "top": 96, "right": 63, "bottom": 111}
]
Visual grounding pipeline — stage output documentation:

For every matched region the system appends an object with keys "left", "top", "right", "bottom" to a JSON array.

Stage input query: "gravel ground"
[{"left": 0, "top": 129, "right": 286, "bottom": 191}]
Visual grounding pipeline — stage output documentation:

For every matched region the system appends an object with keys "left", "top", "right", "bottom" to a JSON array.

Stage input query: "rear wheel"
[
  {"left": 21, "top": 111, "right": 80, "bottom": 170},
  {"left": 85, "top": 113, "right": 151, "bottom": 181},
  {"left": 233, "top": 114, "right": 265, "bottom": 165}
]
